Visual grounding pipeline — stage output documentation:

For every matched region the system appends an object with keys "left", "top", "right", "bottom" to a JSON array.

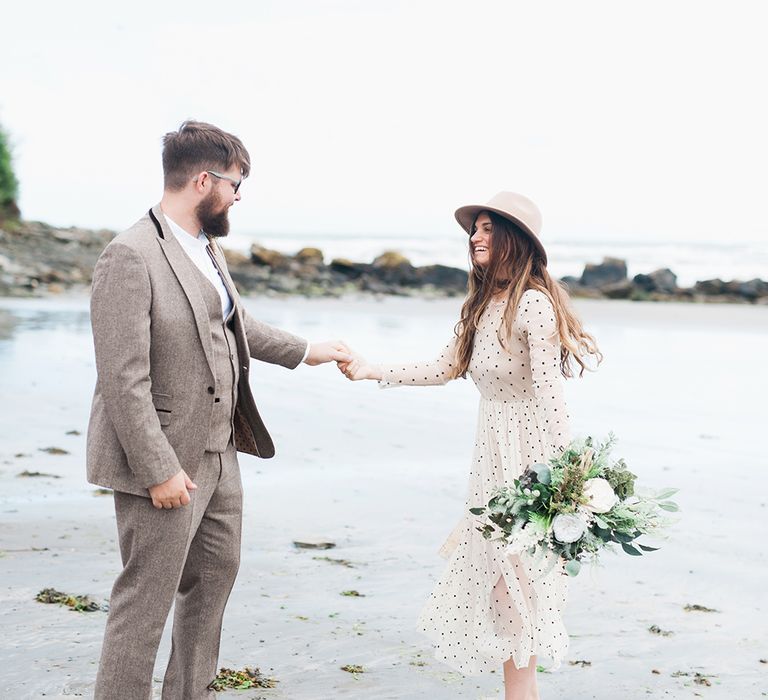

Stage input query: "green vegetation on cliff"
[{"left": 0, "top": 123, "right": 20, "bottom": 222}]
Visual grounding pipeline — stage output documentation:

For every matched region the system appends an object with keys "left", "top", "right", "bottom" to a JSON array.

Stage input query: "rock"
[
  {"left": 633, "top": 268, "right": 678, "bottom": 294},
  {"left": 693, "top": 278, "right": 727, "bottom": 295},
  {"left": 360, "top": 276, "right": 399, "bottom": 295},
  {"left": 0, "top": 253, "right": 23, "bottom": 273},
  {"left": 294, "top": 247, "right": 324, "bottom": 265},
  {"left": 695, "top": 277, "right": 768, "bottom": 302},
  {"left": 0, "top": 219, "right": 115, "bottom": 296},
  {"left": 601, "top": 280, "right": 634, "bottom": 299},
  {"left": 372, "top": 251, "right": 412, "bottom": 268},
  {"left": 294, "top": 261, "right": 329, "bottom": 281},
  {"left": 580, "top": 257, "right": 628, "bottom": 288},
  {"left": 330, "top": 258, "right": 370, "bottom": 279},
  {"left": 228, "top": 266, "right": 270, "bottom": 295},
  {"left": 415, "top": 265, "right": 468, "bottom": 292},
  {"left": 222, "top": 248, "right": 250, "bottom": 266},
  {"left": 266, "top": 275, "right": 301, "bottom": 293},
  {"left": 559, "top": 275, "right": 582, "bottom": 289},
  {"left": 250, "top": 244, "right": 288, "bottom": 268},
  {"left": 370, "top": 251, "right": 417, "bottom": 286},
  {"left": 737, "top": 278, "right": 768, "bottom": 300}
]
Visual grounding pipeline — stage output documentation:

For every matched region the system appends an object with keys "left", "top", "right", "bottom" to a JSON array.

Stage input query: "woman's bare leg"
[
  {"left": 491, "top": 562, "right": 542, "bottom": 700},
  {"left": 503, "top": 655, "right": 539, "bottom": 700}
]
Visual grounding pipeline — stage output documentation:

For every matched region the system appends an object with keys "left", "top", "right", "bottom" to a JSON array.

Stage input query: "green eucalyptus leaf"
[
  {"left": 469, "top": 507, "right": 485, "bottom": 516},
  {"left": 593, "top": 515, "right": 609, "bottom": 530},
  {"left": 658, "top": 501, "right": 679, "bottom": 512},
  {"left": 565, "top": 560, "right": 581, "bottom": 576},
  {"left": 595, "top": 528, "right": 612, "bottom": 542},
  {"left": 620, "top": 542, "right": 642, "bottom": 556},
  {"left": 655, "top": 488, "right": 679, "bottom": 500},
  {"left": 637, "top": 544, "right": 660, "bottom": 552}
]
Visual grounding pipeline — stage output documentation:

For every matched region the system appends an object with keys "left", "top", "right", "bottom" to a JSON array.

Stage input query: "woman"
[{"left": 339, "top": 192, "right": 602, "bottom": 700}]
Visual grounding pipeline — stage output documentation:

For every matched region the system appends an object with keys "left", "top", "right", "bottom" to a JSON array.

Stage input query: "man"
[{"left": 86, "top": 120, "right": 350, "bottom": 699}]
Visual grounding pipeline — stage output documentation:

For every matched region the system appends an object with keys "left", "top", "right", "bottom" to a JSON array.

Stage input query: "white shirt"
[
  {"left": 164, "top": 212, "right": 311, "bottom": 363},
  {"left": 164, "top": 214, "right": 233, "bottom": 319}
]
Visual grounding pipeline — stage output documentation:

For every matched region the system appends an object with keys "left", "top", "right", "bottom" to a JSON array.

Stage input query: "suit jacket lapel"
[
  {"left": 206, "top": 238, "right": 250, "bottom": 369},
  {"left": 207, "top": 240, "right": 239, "bottom": 307},
  {"left": 150, "top": 204, "right": 216, "bottom": 378}
]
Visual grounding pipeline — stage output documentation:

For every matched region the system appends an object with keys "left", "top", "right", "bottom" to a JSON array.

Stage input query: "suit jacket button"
[{"left": 207, "top": 386, "right": 215, "bottom": 394}]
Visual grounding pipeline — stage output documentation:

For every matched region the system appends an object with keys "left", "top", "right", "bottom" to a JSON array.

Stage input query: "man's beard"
[{"left": 195, "top": 191, "right": 230, "bottom": 238}]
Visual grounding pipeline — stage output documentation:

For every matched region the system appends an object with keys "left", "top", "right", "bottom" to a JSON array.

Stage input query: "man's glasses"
[{"left": 206, "top": 170, "right": 242, "bottom": 194}]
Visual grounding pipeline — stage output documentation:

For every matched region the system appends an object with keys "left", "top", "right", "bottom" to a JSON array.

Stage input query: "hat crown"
[
  {"left": 484, "top": 192, "right": 542, "bottom": 237},
  {"left": 454, "top": 191, "right": 547, "bottom": 264}
]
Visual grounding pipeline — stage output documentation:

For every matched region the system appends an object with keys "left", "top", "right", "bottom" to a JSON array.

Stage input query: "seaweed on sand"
[
  {"left": 35, "top": 588, "right": 106, "bottom": 612},
  {"left": 208, "top": 668, "right": 277, "bottom": 691}
]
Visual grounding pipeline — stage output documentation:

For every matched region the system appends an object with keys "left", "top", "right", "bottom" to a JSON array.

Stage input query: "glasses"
[{"left": 206, "top": 170, "right": 242, "bottom": 194}]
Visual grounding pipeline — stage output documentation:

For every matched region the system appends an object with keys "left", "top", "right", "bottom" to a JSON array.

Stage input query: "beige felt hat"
[{"left": 454, "top": 192, "right": 547, "bottom": 264}]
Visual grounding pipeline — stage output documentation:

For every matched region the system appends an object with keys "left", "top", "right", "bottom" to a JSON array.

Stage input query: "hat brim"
[{"left": 454, "top": 204, "right": 548, "bottom": 265}]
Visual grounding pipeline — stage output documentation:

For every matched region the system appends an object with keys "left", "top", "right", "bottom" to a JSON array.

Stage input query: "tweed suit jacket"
[{"left": 86, "top": 204, "right": 307, "bottom": 496}]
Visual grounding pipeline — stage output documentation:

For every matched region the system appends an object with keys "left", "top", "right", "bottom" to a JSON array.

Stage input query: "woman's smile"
[{"left": 470, "top": 212, "right": 493, "bottom": 267}]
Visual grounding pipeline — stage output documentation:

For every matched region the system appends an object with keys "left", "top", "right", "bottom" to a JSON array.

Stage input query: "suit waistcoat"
[{"left": 188, "top": 249, "right": 240, "bottom": 453}]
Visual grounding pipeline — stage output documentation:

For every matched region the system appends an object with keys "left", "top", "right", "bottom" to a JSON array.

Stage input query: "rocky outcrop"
[
  {"left": 0, "top": 221, "right": 113, "bottom": 296},
  {"left": 0, "top": 222, "right": 766, "bottom": 304},
  {"left": 228, "top": 247, "right": 468, "bottom": 297},
  {"left": 580, "top": 257, "right": 627, "bottom": 288},
  {"left": 692, "top": 277, "right": 768, "bottom": 303},
  {"left": 564, "top": 258, "right": 767, "bottom": 304},
  {"left": 633, "top": 268, "right": 678, "bottom": 294}
]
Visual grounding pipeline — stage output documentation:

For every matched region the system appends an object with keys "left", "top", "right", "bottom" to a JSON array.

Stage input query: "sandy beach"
[{"left": 0, "top": 295, "right": 766, "bottom": 699}]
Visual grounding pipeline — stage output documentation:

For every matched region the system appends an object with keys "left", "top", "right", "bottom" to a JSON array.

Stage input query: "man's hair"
[{"left": 162, "top": 120, "right": 251, "bottom": 191}]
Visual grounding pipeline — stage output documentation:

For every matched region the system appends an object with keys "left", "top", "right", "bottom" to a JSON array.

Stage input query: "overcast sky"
[{"left": 2, "top": 0, "right": 766, "bottom": 244}]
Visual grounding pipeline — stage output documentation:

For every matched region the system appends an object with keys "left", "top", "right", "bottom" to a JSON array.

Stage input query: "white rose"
[
  {"left": 552, "top": 513, "right": 586, "bottom": 543},
  {"left": 583, "top": 478, "right": 619, "bottom": 513}
]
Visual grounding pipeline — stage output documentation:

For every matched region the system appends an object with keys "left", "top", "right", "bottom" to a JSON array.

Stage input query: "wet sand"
[{"left": 0, "top": 295, "right": 766, "bottom": 699}]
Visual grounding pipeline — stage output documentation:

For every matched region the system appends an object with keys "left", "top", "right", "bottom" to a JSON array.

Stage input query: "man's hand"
[
  {"left": 303, "top": 340, "right": 352, "bottom": 366},
  {"left": 148, "top": 470, "right": 198, "bottom": 510},
  {"left": 338, "top": 353, "right": 383, "bottom": 381}
]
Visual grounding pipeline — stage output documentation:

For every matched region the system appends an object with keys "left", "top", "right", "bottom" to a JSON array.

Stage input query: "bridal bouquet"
[{"left": 469, "top": 435, "right": 678, "bottom": 576}]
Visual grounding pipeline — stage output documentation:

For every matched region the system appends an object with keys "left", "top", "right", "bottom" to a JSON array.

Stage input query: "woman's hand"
[{"left": 337, "top": 353, "right": 383, "bottom": 381}]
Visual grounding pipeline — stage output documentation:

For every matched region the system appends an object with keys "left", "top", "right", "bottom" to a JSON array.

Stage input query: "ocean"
[{"left": 224, "top": 232, "right": 768, "bottom": 289}]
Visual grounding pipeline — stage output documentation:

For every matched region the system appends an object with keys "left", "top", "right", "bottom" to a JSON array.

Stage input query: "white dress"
[{"left": 380, "top": 290, "right": 571, "bottom": 675}]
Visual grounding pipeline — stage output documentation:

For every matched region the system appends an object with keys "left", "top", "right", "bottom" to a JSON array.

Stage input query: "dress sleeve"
[
  {"left": 519, "top": 291, "right": 571, "bottom": 451},
  {"left": 378, "top": 337, "right": 458, "bottom": 389}
]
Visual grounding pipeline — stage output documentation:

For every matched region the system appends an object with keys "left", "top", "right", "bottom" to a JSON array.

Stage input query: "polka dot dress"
[{"left": 380, "top": 289, "right": 571, "bottom": 675}]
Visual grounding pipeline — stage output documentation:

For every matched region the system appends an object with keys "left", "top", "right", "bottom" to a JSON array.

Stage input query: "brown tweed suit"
[{"left": 87, "top": 205, "right": 307, "bottom": 699}]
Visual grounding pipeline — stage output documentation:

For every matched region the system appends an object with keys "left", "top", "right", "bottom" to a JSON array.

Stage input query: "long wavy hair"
[{"left": 451, "top": 211, "right": 602, "bottom": 379}]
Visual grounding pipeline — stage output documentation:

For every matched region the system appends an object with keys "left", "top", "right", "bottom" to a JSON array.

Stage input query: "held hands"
[
  {"left": 148, "top": 469, "right": 198, "bottom": 509},
  {"left": 301, "top": 338, "right": 380, "bottom": 380},
  {"left": 337, "top": 353, "right": 383, "bottom": 381},
  {"left": 304, "top": 340, "right": 353, "bottom": 366}
]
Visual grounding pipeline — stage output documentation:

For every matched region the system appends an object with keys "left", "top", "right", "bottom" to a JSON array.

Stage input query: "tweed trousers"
[{"left": 94, "top": 441, "right": 242, "bottom": 700}]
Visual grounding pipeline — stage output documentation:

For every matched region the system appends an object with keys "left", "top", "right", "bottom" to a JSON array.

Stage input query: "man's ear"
[{"left": 192, "top": 170, "right": 210, "bottom": 194}]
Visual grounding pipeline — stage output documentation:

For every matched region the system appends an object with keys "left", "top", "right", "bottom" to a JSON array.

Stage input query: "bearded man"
[{"left": 86, "top": 121, "right": 350, "bottom": 699}]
